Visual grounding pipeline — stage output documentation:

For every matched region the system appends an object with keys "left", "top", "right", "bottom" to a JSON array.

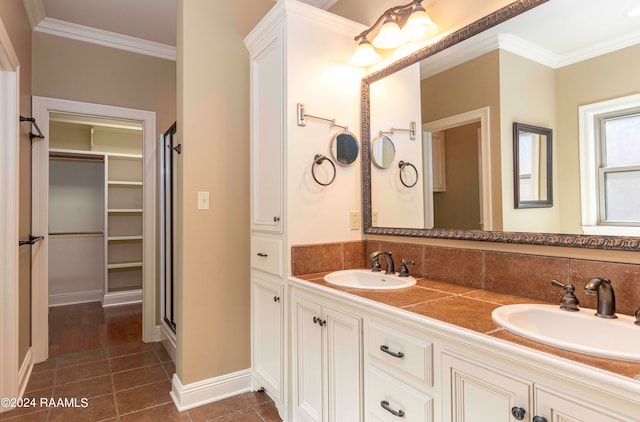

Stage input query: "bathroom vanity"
[{"left": 290, "top": 274, "right": 640, "bottom": 421}]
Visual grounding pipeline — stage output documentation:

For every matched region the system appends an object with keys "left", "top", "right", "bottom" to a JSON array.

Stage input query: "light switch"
[{"left": 198, "top": 191, "right": 210, "bottom": 210}]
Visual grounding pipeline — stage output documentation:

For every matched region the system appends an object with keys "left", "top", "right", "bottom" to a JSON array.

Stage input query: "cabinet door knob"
[
  {"left": 533, "top": 417, "right": 547, "bottom": 422},
  {"left": 273, "top": 216, "right": 280, "bottom": 222},
  {"left": 273, "top": 296, "right": 280, "bottom": 302},
  {"left": 313, "top": 316, "right": 326, "bottom": 326},
  {"left": 380, "top": 400, "right": 405, "bottom": 417},
  {"left": 511, "top": 407, "right": 526, "bottom": 420},
  {"left": 380, "top": 345, "right": 405, "bottom": 358},
  {"left": 256, "top": 252, "right": 268, "bottom": 258}
]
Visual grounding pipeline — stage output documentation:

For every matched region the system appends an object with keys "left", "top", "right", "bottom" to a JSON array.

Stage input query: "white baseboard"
[
  {"left": 152, "top": 324, "right": 166, "bottom": 343},
  {"left": 160, "top": 323, "right": 176, "bottom": 362},
  {"left": 170, "top": 369, "right": 252, "bottom": 411},
  {"left": 48, "top": 289, "right": 103, "bottom": 307},
  {"left": 102, "top": 289, "right": 142, "bottom": 307},
  {"left": 18, "top": 348, "right": 33, "bottom": 398}
]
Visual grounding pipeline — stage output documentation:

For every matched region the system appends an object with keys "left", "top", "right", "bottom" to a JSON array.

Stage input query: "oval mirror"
[
  {"left": 330, "top": 131, "right": 359, "bottom": 166},
  {"left": 371, "top": 135, "right": 395, "bottom": 169}
]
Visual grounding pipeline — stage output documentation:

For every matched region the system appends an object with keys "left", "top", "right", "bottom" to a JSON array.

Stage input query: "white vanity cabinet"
[
  {"left": 442, "top": 350, "right": 639, "bottom": 422},
  {"left": 251, "top": 276, "right": 284, "bottom": 402},
  {"left": 364, "top": 318, "right": 436, "bottom": 421},
  {"left": 292, "top": 288, "right": 362, "bottom": 422},
  {"left": 442, "top": 351, "right": 531, "bottom": 421}
]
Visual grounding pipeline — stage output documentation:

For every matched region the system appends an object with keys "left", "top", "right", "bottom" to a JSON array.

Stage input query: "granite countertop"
[{"left": 296, "top": 272, "right": 640, "bottom": 381}]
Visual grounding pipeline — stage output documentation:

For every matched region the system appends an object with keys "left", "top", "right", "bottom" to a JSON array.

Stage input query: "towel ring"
[
  {"left": 312, "top": 154, "right": 336, "bottom": 186},
  {"left": 398, "top": 160, "right": 418, "bottom": 188}
]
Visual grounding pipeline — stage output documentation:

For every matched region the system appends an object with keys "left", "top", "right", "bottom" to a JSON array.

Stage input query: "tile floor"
[{"left": 0, "top": 302, "right": 281, "bottom": 421}]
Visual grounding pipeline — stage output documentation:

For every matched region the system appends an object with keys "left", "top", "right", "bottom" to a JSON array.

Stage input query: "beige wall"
[
  {"left": 499, "top": 50, "right": 559, "bottom": 233},
  {"left": 0, "top": 0, "right": 33, "bottom": 368},
  {"left": 177, "top": 0, "right": 272, "bottom": 385},
  {"left": 556, "top": 43, "right": 640, "bottom": 234},
  {"left": 421, "top": 50, "right": 503, "bottom": 229},
  {"left": 434, "top": 123, "right": 481, "bottom": 230},
  {"left": 32, "top": 32, "right": 176, "bottom": 139}
]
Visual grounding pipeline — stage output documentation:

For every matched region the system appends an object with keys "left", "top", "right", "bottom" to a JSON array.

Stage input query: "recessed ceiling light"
[{"left": 624, "top": 5, "right": 640, "bottom": 17}]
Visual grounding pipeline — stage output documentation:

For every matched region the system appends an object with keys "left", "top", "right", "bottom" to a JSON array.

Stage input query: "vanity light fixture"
[{"left": 349, "top": 0, "right": 438, "bottom": 67}]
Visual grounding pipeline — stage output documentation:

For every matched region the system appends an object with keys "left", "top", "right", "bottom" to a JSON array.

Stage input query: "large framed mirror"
[
  {"left": 513, "top": 122, "right": 552, "bottom": 209},
  {"left": 361, "top": 0, "right": 640, "bottom": 251}
]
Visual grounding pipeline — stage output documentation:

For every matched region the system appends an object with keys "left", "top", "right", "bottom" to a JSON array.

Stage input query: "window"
[{"left": 579, "top": 94, "right": 640, "bottom": 235}]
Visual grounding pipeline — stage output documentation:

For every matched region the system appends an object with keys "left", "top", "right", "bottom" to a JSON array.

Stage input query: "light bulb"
[
  {"left": 372, "top": 15, "right": 407, "bottom": 49},
  {"left": 402, "top": 4, "right": 438, "bottom": 41},
  {"left": 349, "top": 38, "right": 381, "bottom": 67}
]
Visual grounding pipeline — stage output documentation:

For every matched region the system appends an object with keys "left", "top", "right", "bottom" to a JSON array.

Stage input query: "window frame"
[{"left": 579, "top": 93, "right": 640, "bottom": 235}]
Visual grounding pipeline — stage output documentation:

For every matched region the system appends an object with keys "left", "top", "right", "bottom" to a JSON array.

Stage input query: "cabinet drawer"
[
  {"left": 251, "top": 236, "right": 283, "bottom": 277},
  {"left": 366, "top": 366, "right": 433, "bottom": 422},
  {"left": 367, "top": 320, "right": 433, "bottom": 389}
]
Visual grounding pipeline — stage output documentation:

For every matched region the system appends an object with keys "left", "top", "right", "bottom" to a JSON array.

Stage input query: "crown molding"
[
  {"left": 22, "top": 0, "right": 45, "bottom": 30},
  {"left": 421, "top": 29, "right": 640, "bottom": 79},
  {"left": 34, "top": 17, "right": 176, "bottom": 61},
  {"left": 558, "top": 28, "right": 640, "bottom": 68},
  {"left": 299, "top": 0, "right": 339, "bottom": 10}
]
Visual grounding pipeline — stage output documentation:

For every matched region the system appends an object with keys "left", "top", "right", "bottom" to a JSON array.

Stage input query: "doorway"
[
  {"left": 422, "top": 107, "right": 493, "bottom": 231},
  {"left": 31, "top": 96, "right": 157, "bottom": 364}
]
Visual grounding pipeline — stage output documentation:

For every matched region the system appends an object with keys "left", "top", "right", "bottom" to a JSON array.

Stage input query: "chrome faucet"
[
  {"left": 584, "top": 277, "right": 617, "bottom": 319},
  {"left": 370, "top": 251, "right": 395, "bottom": 274}
]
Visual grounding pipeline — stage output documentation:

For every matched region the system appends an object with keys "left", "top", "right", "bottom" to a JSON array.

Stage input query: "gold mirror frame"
[{"left": 360, "top": 0, "right": 640, "bottom": 251}]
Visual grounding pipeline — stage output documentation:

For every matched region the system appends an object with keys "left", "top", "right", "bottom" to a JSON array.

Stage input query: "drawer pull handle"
[
  {"left": 273, "top": 216, "right": 280, "bottom": 222},
  {"left": 380, "top": 345, "right": 404, "bottom": 358},
  {"left": 256, "top": 252, "right": 268, "bottom": 258},
  {"left": 381, "top": 400, "right": 405, "bottom": 417},
  {"left": 533, "top": 417, "right": 547, "bottom": 422},
  {"left": 273, "top": 296, "right": 280, "bottom": 302}
]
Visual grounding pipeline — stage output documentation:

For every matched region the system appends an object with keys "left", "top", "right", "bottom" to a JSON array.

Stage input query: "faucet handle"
[
  {"left": 370, "top": 255, "right": 382, "bottom": 272},
  {"left": 551, "top": 279, "right": 580, "bottom": 312},
  {"left": 398, "top": 259, "right": 415, "bottom": 277},
  {"left": 635, "top": 307, "right": 640, "bottom": 327}
]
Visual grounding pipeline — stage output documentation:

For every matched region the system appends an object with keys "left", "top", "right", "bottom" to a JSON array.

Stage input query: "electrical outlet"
[
  {"left": 372, "top": 211, "right": 379, "bottom": 226},
  {"left": 350, "top": 211, "right": 361, "bottom": 230},
  {"left": 197, "top": 191, "right": 210, "bottom": 210}
]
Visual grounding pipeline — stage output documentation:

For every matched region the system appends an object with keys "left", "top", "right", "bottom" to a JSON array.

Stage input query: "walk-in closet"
[{"left": 48, "top": 113, "right": 144, "bottom": 309}]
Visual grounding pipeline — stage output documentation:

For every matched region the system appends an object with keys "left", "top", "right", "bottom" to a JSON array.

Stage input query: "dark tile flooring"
[{"left": 0, "top": 302, "right": 280, "bottom": 421}]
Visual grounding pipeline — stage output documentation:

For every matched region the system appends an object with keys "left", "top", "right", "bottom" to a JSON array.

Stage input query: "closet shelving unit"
[{"left": 104, "top": 153, "right": 144, "bottom": 306}]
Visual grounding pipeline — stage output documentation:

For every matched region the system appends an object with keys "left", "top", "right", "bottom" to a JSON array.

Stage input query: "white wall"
[
  {"left": 370, "top": 63, "right": 424, "bottom": 228},
  {"left": 285, "top": 8, "right": 366, "bottom": 247}
]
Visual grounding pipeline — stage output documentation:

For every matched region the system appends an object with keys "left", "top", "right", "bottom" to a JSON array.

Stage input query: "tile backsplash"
[{"left": 291, "top": 240, "right": 640, "bottom": 316}]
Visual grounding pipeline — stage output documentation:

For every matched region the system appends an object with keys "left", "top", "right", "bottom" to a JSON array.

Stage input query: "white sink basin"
[
  {"left": 492, "top": 304, "right": 640, "bottom": 361},
  {"left": 324, "top": 269, "right": 416, "bottom": 290}
]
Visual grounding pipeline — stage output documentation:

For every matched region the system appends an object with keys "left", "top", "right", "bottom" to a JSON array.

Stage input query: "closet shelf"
[
  {"left": 108, "top": 261, "right": 143, "bottom": 269},
  {"left": 108, "top": 209, "right": 143, "bottom": 214},
  {"left": 107, "top": 235, "right": 143, "bottom": 241}
]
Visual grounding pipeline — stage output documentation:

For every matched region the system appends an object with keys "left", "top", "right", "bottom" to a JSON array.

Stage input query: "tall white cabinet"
[{"left": 244, "top": 1, "right": 364, "bottom": 420}]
